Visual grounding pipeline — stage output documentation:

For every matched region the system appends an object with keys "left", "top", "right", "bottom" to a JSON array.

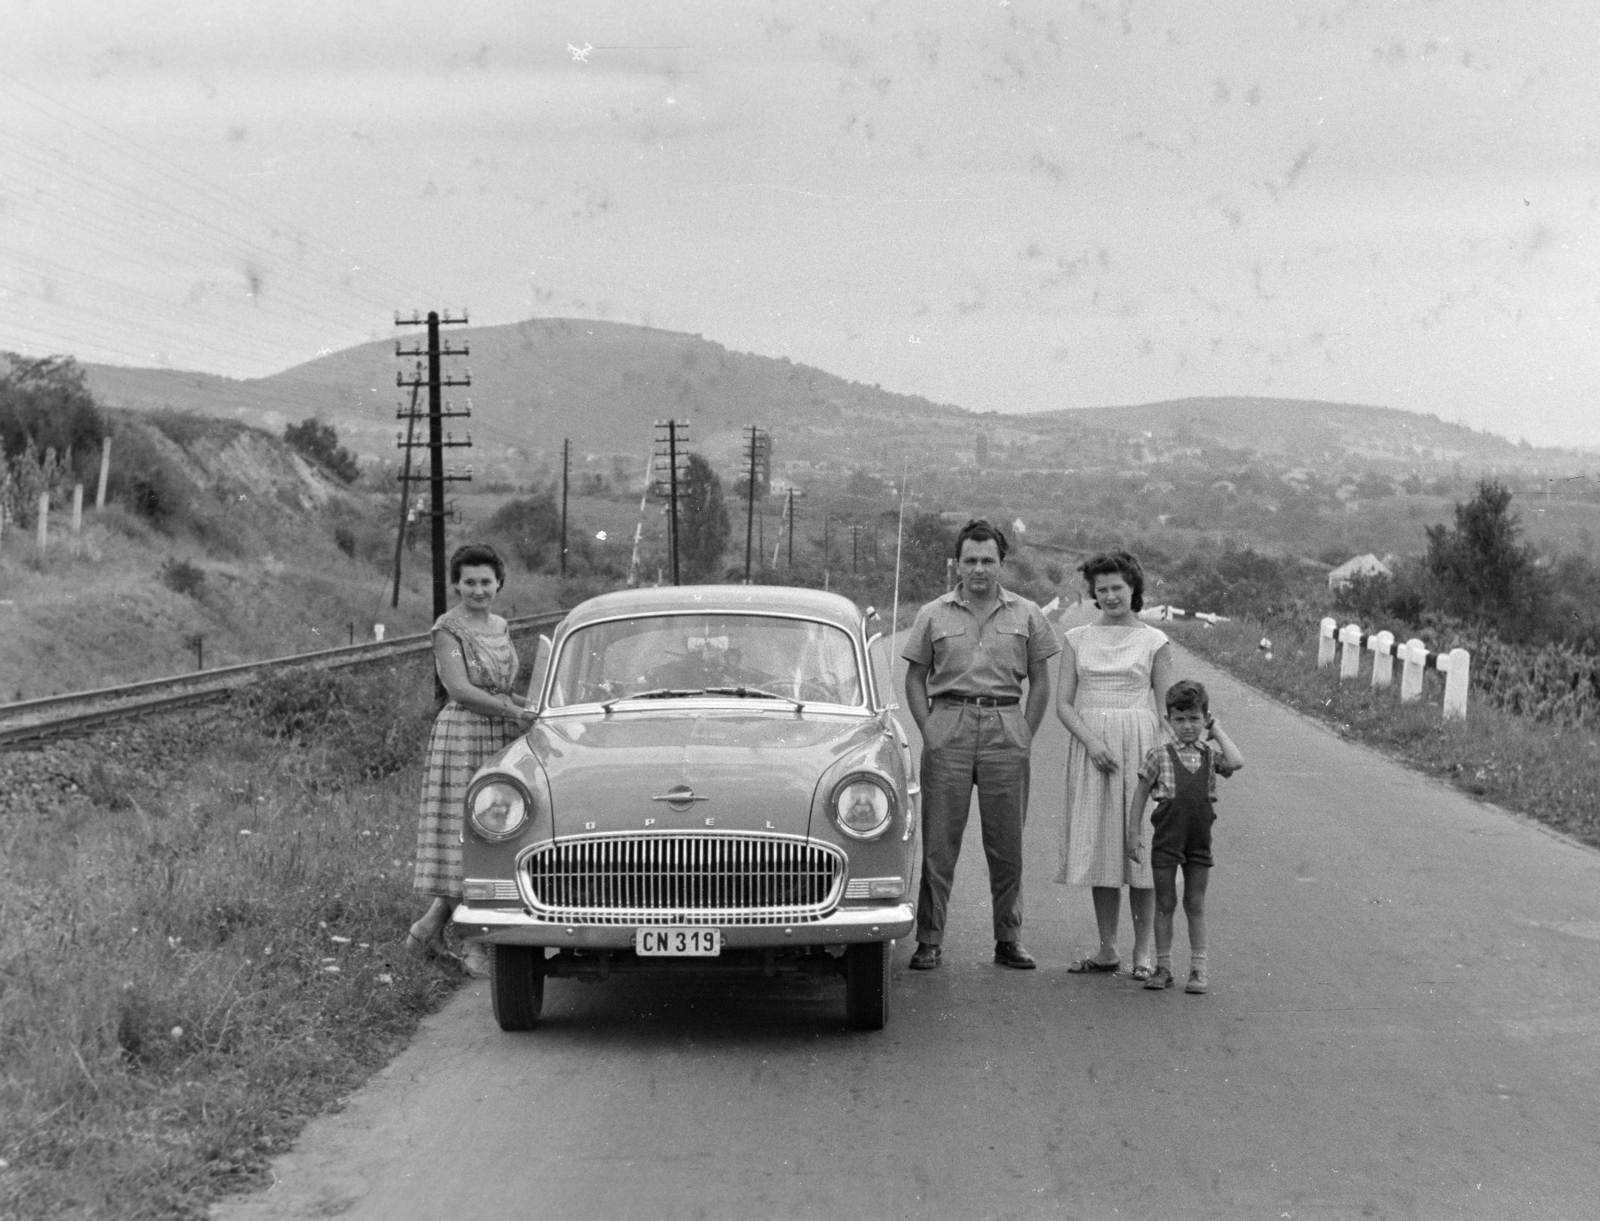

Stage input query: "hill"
[{"left": 84, "top": 319, "right": 1594, "bottom": 493}]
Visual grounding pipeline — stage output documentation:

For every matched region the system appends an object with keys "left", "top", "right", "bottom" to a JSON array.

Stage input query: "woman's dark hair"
[
  {"left": 1165, "top": 679, "right": 1209, "bottom": 716},
  {"left": 1079, "top": 550, "right": 1144, "bottom": 612},
  {"left": 954, "top": 518, "right": 1009, "bottom": 562},
  {"left": 449, "top": 542, "right": 506, "bottom": 588}
]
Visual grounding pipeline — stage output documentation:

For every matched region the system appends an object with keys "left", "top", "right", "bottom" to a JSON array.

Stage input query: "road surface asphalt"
[{"left": 215, "top": 608, "right": 1600, "bottom": 1220}]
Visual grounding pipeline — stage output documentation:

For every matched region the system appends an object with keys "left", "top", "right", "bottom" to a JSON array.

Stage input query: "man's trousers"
[{"left": 914, "top": 701, "right": 1031, "bottom": 945}]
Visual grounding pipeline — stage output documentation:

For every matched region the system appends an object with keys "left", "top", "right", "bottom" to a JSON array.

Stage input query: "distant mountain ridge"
[{"left": 82, "top": 318, "right": 1590, "bottom": 484}]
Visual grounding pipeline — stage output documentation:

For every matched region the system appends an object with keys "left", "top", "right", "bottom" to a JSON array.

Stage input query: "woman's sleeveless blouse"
[
  {"left": 413, "top": 609, "right": 523, "bottom": 899},
  {"left": 1056, "top": 622, "right": 1168, "bottom": 889}
]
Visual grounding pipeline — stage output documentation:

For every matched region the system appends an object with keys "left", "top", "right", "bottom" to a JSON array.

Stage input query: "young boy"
[{"left": 1126, "top": 680, "right": 1244, "bottom": 994}]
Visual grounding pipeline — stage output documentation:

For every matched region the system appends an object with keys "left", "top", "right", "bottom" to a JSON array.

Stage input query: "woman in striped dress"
[
  {"left": 408, "top": 544, "right": 534, "bottom": 971},
  {"left": 1055, "top": 551, "right": 1172, "bottom": 980}
]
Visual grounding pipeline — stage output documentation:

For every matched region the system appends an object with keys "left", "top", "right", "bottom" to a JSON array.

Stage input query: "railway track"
[{"left": 0, "top": 611, "right": 567, "bottom": 748}]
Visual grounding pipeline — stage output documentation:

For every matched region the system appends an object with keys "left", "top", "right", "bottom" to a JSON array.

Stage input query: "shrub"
[
  {"left": 105, "top": 420, "right": 196, "bottom": 528},
  {"left": 284, "top": 419, "right": 359, "bottom": 484},
  {"left": 231, "top": 665, "right": 435, "bottom": 782},
  {"left": 160, "top": 556, "right": 206, "bottom": 598},
  {"left": 1166, "top": 544, "right": 1308, "bottom": 618}
]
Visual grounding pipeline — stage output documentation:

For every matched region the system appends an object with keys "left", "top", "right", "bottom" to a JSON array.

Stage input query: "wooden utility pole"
[
  {"left": 389, "top": 382, "right": 421, "bottom": 608},
  {"left": 653, "top": 420, "right": 688, "bottom": 585},
  {"left": 396, "top": 309, "right": 472, "bottom": 620},
  {"left": 95, "top": 439, "right": 111, "bottom": 509},
  {"left": 742, "top": 425, "right": 768, "bottom": 583}
]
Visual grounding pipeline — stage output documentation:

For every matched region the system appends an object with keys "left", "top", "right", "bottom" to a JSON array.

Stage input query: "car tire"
[
  {"left": 489, "top": 945, "right": 546, "bottom": 1031},
  {"left": 845, "top": 940, "right": 890, "bottom": 1030}
]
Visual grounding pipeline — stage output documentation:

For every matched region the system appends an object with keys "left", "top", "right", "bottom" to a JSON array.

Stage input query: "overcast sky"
[{"left": 3, "top": 0, "right": 1597, "bottom": 448}]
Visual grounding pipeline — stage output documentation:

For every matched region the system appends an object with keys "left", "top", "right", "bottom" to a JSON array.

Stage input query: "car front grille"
[{"left": 520, "top": 833, "right": 846, "bottom": 925}]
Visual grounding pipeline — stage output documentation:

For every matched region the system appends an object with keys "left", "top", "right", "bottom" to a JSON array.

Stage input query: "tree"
[
  {"left": 678, "top": 452, "right": 730, "bottom": 582},
  {"left": 483, "top": 492, "right": 561, "bottom": 571},
  {"left": 1424, "top": 478, "right": 1543, "bottom": 640},
  {"left": 284, "top": 418, "right": 359, "bottom": 484},
  {"left": 0, "top": 353, "right": 104, "bottom": 473},
  {"left": 897, "top": 512, "right": 957, "bottom": 603}
]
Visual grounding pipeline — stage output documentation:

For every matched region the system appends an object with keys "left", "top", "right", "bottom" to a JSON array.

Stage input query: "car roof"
[{"left": 557, "top": 584, "right": 868, "bottom": 633}]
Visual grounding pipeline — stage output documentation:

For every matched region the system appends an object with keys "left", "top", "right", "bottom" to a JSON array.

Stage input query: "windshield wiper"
[
  {"left": 600, "top": 687, "right": 703, "bottom": 712},
  {"left": 702, "top": 686, "right": 805, "bottom": 711}
]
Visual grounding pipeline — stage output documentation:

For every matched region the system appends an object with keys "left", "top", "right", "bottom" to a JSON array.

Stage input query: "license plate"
[{"left": 635, "top": 927, "right": 722, "bottom": 957}]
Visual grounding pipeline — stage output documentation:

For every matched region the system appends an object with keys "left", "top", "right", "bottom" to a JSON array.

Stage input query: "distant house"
[{"left": 1327, "top": 554, "right": 1391, "bottom": 591}]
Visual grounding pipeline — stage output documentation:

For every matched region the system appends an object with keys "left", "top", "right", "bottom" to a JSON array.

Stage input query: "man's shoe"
[
  {"left": 993, "top": 941, "right": 1037, "bottom": 970},
  {"left": 908, "top": 942, "right": 942, "bottom": 970}
]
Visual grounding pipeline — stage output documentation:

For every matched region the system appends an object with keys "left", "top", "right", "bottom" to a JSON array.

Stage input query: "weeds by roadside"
[
  {"left": 0, "top": 658, "right": 469, "bottom": 1221},
  {"left": 1166, "top": 617, "right": 1600, "bottom": 850}
]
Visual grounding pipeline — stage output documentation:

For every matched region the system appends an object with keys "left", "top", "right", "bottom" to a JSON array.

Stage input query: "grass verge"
[
  {"left": 0, "top": 658, "right": 475, "bottom": 1220},
  {"left": 1165, "top": 616, "right": 1600, "bottom": 851}
]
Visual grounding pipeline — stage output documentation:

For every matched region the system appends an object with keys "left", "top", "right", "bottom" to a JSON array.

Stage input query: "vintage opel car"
[{"left": 451, "top": 584, "right": 919, "bottom": 1031}]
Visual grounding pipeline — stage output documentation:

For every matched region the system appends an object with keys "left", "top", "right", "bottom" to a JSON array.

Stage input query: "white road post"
[
  {"left": 1317, "top": 617, "right": 1338, "bottom": 668},
  {"left": 1400, "top": 639, "right": 1428, "bottom": 703},
  {"left": 35, "top": 492, "right": 49, "bottom": 555},
  {"left": 1338, "top": 623, "right": 1363, "bottom": 681},
  {"left": 1370, "top": 630, "right": 1395, "bottom": 689},
  {"left": 71, "top": 483, "right": 83, "bottom": 535},
  {"left": 373, "top": 624, "right": 386, "bottom": 642},
  {"left": 1441, "top": 648, "right": 1471, "bottom": 720}
]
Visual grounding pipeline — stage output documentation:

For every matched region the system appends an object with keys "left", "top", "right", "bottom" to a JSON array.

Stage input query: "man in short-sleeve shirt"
[{"left": 902, "top": 519, "right": 1059, "bottom": 969}]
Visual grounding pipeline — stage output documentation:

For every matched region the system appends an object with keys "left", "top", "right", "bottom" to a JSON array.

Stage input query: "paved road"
[{"left": 217, "top": 612, "right": 1600, "bottom": 1220}]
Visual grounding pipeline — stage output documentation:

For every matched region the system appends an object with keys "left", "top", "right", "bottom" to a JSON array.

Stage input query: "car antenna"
[{"left": 891, "top": 458, "right": 909, "bottom": 637}]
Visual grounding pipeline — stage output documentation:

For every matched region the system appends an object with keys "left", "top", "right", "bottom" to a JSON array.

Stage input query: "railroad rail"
[{"left": 0, "top": 611, "right": 567, "bottom": 748}]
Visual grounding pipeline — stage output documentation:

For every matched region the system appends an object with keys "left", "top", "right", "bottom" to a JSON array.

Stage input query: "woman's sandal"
[
  {"left": 1066, "top": 956, "right": 1121, "bottom": 974},
  {"left": 1128, "top": 963, "right": 1156, "bottom": 982},
  {"left": 405, "top": 919, "right": 445, "bottom": 959}
]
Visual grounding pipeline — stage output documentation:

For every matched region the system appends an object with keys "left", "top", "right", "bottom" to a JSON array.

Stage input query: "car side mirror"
[{"left": 525, "top": 634, "right": 552, "bottom": 712}]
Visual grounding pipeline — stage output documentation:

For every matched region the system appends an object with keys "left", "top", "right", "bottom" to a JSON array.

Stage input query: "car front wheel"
[
  {"left": 489, "top": 944, "right": 546, "bottom": 1031},
  {"left": 844, "top": 940, "right": 891, "bottom": 1030}
]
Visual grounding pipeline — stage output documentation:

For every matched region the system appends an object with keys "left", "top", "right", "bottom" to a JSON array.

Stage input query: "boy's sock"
[{"left": 1156, "top": 951, "right": 1172, "bottom": 970}]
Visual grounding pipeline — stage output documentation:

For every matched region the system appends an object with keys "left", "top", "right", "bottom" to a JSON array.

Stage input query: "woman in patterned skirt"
[
  {"left": 408, "top": 543, "right": 534, "bottom": 973},
  {"left": 1055, "top": 551, "right": 1172, "bottom": 980}
]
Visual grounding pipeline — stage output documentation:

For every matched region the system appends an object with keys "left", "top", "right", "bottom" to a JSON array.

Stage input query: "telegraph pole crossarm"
[{"left": 396, "top": 308, "right": 472, "bottom": 622}]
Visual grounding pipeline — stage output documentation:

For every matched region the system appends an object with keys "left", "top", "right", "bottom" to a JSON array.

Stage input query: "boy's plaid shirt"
[{"left": 1137, "top": 738, "right": 1219, "bottom": 803}]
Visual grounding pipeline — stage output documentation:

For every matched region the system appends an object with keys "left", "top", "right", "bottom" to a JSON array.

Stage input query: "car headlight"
[
  {"left": 467, "top": 776, "right": 533, "bottom": 841},
  {"left": 831, "top": 775, "right": 894, "bottom": 840}
]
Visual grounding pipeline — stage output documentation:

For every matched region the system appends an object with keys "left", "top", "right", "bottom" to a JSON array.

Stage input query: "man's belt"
[{"left": 934, "top": 693, "right": 1019, "bottom": 707}]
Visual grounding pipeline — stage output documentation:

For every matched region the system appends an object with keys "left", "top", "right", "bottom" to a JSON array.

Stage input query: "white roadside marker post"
[
  {"left": 1338, "top": 623, "right": 1363, "bottom": 681},
  {"left": 1317, "top": 617, "right": 1338, "bottom": 669},
  {"left": 1369, "top": 630, "right": 1395, "bottom": 689},
  {"left": 1399, "top": 638, "right": 1428, "bottom": 703},
  {"left": 1441, "top": 647, "right": 1471, "bottom": 720},
  {"left": 72, "top": 484, "right": 83, "bottom": 535},
  {"left": 35, "top": 492, "right": 49, "bottom": 555}
]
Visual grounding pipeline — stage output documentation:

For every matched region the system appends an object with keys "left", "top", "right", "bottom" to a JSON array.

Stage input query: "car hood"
[{"left": 528, "top": 708, "right": 880, "bottom": 837}]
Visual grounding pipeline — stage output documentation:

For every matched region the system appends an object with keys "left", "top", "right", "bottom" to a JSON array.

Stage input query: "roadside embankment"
[{"left": 1164, "top": 616, "right": 1600, "bottom": 850}]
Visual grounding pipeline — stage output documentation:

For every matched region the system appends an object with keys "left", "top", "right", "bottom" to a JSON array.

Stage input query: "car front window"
[{"left": 547, "top": 614, "right": 864, "bottom": 709}]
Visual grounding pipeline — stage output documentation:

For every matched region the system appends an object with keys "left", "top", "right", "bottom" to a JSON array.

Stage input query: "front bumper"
[{"left": 452, "top": 902, "right": 915, "bottom": 948}]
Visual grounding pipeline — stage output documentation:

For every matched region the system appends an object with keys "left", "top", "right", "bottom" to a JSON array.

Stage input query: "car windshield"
[{"left": 547, "top": 614, "right": 864, "bottom": 709}]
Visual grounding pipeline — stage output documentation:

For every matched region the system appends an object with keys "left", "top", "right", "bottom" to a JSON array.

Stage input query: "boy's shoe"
[
  {"left": 1143, "top": 965, "right": 1174, "bottom": 990},
  {"left": 1184, "top": 967, "right": 1209, "bottom": 994},
  {"left": 908, "top": 942, "right": 942, "bottom": 970}
]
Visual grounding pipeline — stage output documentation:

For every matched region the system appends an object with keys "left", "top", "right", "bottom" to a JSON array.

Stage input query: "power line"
[{"left": 0, "top": 73, "right": 427, "bottom": 310}]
